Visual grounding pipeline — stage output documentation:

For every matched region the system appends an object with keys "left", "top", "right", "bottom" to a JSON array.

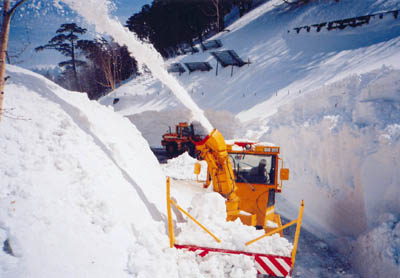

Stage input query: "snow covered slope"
[
  {"left": 101, "top": 0, "right": 400, "bottom": 121},
  {"left": 0, "top": 65, "right": 169, "bottom": 277}
]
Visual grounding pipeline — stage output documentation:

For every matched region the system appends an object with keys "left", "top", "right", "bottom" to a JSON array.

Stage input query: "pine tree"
[
  {"left": 126, "top": 0, "right": 217, "bottom": 57},
  {"left": 35, "top": 23, "right": 87, "bottom": 91}
]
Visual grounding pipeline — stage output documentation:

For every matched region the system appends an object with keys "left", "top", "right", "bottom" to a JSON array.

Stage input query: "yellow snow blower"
[{"left": 166, "top": 128, "right": 304, "bottom": 277}]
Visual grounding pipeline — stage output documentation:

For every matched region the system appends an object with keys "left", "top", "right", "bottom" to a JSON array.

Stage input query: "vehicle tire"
[
  {"left": 181, "top": 143, "right": 195, "bottom": 157},
  {"left": 187, "top": 143, "right": 196, "bottom": 158},
  {"left": 166, "top": 143, "right": 177, "bottom": 158}
]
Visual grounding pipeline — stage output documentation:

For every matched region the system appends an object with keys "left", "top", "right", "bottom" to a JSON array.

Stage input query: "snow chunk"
[
  {"left": 380, "top": 124, "right": 400, "bottom": 143},
  {"left": 351, "top": 214, "right": 400, "bottom": 278},
  {"left": 226, "top": 139, "right": 276, "bottom": 151},
  {"left": 226, "top": 139, "right": 256, "bottom": 144},
  {"left": 127, "top": 223, "right": 258, "bottom": 278},
  {"left": 323, "top": 115, "right": 340, "bottom": 130},
  {"left": 162, "top": 152, "right": 207, "bottom": 181},
  {"left": 176, "top": 192, "right": 293, "bottom": 256}
]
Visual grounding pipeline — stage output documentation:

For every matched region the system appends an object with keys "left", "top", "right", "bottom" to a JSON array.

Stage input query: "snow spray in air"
[{"left": 60, "top": 0, "right": 213, "bottom": 133}]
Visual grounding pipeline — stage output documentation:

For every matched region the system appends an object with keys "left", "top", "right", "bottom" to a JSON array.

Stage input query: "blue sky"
[
  {"left": 8, "top": 0, "right": 152, "bottom": 69},
  {"left": 114, "top": 0, "right": 151, "bottom": 23}
]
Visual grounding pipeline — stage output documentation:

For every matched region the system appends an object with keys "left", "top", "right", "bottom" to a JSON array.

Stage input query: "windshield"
[{"left": 229, "top": 153, "right": 276, "bottom": 185}]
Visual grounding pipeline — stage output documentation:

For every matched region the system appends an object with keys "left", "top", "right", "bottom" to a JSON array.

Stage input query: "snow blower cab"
[{"left": 228, "top": 141, "right": 289, "bottom": 232}]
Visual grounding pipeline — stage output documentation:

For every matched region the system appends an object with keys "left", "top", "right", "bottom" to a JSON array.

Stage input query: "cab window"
[{"left": 229, "top": 153, "right": 276, "bottom": 185}]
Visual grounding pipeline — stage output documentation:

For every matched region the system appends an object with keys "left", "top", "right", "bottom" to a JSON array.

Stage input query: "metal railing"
[{"left": 167, "top": 176, "right": 220, "bottom": 248}]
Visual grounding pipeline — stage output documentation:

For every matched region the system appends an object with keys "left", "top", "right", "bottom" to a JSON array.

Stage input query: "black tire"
[
  {"left": 182, "top": 143, "right": 196, "bottom": 158},
  {"left": 166, "top": 143, "right": 177, "bottom": 158},
  {"left": 188, "top": 143, "right": 196, "bottom": 158}
]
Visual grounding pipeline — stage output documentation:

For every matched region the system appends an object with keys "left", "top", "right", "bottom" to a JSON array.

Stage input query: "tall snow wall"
[
  {"left": 0, "top": 65, "right": 169, "bottom": 277},
  {"left": 261, "top": 67, "right": 400, "bottom": 277}
]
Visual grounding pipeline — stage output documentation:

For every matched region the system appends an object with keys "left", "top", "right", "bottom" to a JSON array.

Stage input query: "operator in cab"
[{"left": 249, "top": 158, "right": 270, "bottom": 184}]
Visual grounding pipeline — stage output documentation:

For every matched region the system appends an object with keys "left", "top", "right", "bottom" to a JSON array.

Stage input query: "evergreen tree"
[
  {"left": 35, "top": 23, "right": 87, "bottom": 91},
  {"left": 234, "top": 0, "right": 253, "bottom": 17},
  {"left": 126, "top": 0, "right": 217, "bottom": 57}
]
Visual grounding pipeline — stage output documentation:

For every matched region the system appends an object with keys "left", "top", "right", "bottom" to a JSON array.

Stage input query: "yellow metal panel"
[
  {"left": 194, "top": 162, "right": 201, "bottom": 175},
  {"left": 254, "top": 146, "right": 265, "bottom": 153},
  {"left": 280, "top": 168, "right": 290, "bottom": 180},
  {"left": 237, "top": 213, "right": 257, "bottom": 226},
  {"left": 166, "top": 177, "right": 175, "bottom": 248}
]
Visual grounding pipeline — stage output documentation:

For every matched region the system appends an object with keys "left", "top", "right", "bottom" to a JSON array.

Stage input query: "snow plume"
[{"left": 59, "top": 0, "right": 213, "bottom": 134}]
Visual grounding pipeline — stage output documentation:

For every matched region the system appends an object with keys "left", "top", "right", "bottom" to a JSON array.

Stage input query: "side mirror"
[{"left": 280, "top": 168, "right": 289, "bottom": 181}]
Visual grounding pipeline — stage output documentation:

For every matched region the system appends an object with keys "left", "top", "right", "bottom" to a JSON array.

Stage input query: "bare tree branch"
[{"left": 8, "top": 0, "right": 29, "bottom": 16}]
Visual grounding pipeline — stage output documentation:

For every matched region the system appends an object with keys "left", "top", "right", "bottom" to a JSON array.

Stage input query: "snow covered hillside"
[
  {"left": 98, "top": 0, "right": 400, "bottom": 277},
  {"left": 101, "top": 0, "right": 400, "bottom": 122}
]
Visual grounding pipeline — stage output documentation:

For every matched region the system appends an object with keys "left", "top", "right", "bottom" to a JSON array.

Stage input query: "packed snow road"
[{"left": 150, "top": 147, "right": 170, "bottom": 164}]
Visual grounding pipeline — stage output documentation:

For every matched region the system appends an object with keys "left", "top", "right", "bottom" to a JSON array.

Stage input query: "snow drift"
[{"left": 0, "top": 65, "right": 168, "bottom": 277}]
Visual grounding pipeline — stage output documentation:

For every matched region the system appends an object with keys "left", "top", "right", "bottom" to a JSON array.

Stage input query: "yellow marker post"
[
  {"left": 194, "top": 162, "right": 201, "bottom": 182},
  {"left": 166, "top": 177, "right": 175, "bottom": 248},
  {"left": 291, "top": 200, "right": 304, "bottom": 268},
  {"left": 245, "top": 201, "right": 304, "bottom": 248},
  {"left": 245, "top": 219, "right": 297, "bottom": 246},
  {"left": 170, "top": 199, "right": 221, "bottom": 243}
]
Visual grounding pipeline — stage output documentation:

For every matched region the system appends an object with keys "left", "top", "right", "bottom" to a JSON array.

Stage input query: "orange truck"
[{"left": 161, "top": 122, "right": 201, "bottom": 158}]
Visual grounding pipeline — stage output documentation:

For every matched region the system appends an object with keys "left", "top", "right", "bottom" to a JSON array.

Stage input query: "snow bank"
[
  {"left": 161, "top": 152, "right": 208, "bottom": 181},
  {"left": 0, "top": 65, "right": 168, "bottom": 277},
  {"left": 129, "top": 223, "right": 258, "bottom": 278},
  {"left": 260, "top": 67, "right": 400, "bottom": 277},
  {"left": 351, "top": 213, "right": 400, "bottom": 278}
]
